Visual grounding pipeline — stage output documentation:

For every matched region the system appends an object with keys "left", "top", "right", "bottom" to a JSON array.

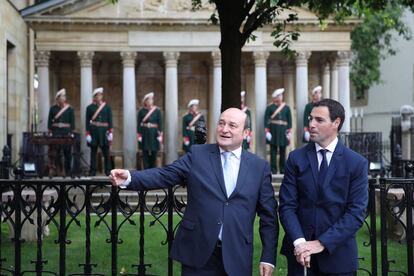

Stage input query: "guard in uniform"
[
  {"left": 137, "top": 92, "right": 163, "bottom": 169},
  {"left": 241, "top": 91, "right": 252, "bottom": 150},
  {"left": 264, "top": 88, "right": 292, "bottom": 174},
  {"left": 47, "top": 88, "right": 75, "bottom": 176},
  {"left": 182, "top": 99, "right": 205, "bottom": 153},
  {"left": 86, "top": 87, "right": 113, "bottom": 176},
  {"left": 303, "top": 85, "right": 322, "bottom": 142}
]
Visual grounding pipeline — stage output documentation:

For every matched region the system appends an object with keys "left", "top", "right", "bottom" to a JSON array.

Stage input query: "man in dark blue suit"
[
  {"left": 279, "top": 99, "right": 368, "bottom": 275},
  {"left": 110, "top": 108, "right": 278, "bottom": 276}
]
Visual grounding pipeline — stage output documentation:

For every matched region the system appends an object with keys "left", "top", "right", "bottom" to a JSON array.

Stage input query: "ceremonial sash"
[
  {"left": 142, "top": 106, "right": 157, "bottom": 123},
  {"left": 53, "top": 104, "right": 70, "bottom": 122},
  {"left": 91, "top": 102, "right": 106, "bottom": 122},
  {"left": 270, "top": 102, "right": 286, "bottom": 119},
  {"left": 188, "top": 113, "right": 202, "bottom": 128}
]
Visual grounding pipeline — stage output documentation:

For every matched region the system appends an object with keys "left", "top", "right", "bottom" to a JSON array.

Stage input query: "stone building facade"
[
  {"left": 1, "top": 0, "right": 356, "bottom": 169},
  {"left": 0, "top": 0, "right": 30, "bottom": 161}
]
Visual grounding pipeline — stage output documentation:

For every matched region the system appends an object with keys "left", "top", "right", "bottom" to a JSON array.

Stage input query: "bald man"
[{"left": 110, "top": 108, "right": 278, "bottom": 276}]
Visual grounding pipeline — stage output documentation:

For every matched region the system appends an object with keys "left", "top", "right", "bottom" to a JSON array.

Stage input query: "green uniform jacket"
[
  {"left": 303, "top": 102, "right": 314, "bottom": 129},
  {"left": 242, "top": 107, "right": 252, "bottom": 150},
  {"left": 182, "top": 112, "right": 205, "bottom": 152},
  {"left": 47, "top": 104, "right": 75, "bottom": 135},
  {"left": 264, "top": 103, "right": 292, "bottom": 146},
  {"left": 137, "top": 106, "right": 163, "bottom": 151},
  {"left": 86, "top": 102, "right": 113, "bottom": 147}
]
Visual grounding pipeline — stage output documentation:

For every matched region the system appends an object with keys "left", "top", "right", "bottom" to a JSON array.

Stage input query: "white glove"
[
  {"left": 184, "top": 138, "right": 190, "bottom": 146},
  {"left": 304, "top": 131, "right": 310, "bottom": 142},
  {"left": 157, "top": 135, "right": 163, "bottom": 144},
  {"left": 246, "top": 135, "right": 251, "bottom": 143},
  {"left": 137, "top": 134, "right": 142, "bottom": 143},
  {"left": 107, "top": 132, "right": 113, "bottom": 142},
  {"left": 266, "top": 132, "right": 272, "bottom": 142},
  {"left": 86, "top": 135, "right": 92, "bottom": 144},
  {"left": 286, "top": 131, "right": 292, "bottom": 141}
]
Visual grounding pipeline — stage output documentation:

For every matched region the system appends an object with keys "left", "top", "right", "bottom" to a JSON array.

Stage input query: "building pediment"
[
  {"left": 22, "top": 0, "right": 214, "bottom": 22},
  {"left": 22, "top": 0, "right": 354, "bottom": 27}
]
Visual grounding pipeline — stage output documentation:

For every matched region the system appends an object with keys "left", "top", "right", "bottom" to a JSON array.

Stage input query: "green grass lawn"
[{"left": 0, "top": 215, "right": 409, "bottom": 275}]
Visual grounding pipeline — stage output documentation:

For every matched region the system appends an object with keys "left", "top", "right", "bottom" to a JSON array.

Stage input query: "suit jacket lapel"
[
  {"left": 229, "top": 150, "right": 250, "bottom": 200},
  {"left": 209, "top": 145, "right": 228, "bottom": 197},
  {"left": 323, "top": 141, "right": 344, "bottom": 187},
  {"left": 306, "top": 143, "right": 319, "bottom": 186}
]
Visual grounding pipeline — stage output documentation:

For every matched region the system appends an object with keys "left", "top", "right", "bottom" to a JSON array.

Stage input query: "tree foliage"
[
  {"left": 350, "top": 2, "right": 412, "bottom": 99},
  {"left": 110, "top": 0, "right": 414, "bottom": 108}
]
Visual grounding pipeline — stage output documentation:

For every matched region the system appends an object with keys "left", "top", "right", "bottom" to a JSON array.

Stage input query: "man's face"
[
  {"left": 308, "top": 106, "right": 340, "bottom": 147},
  {"left": 312, "top": 91, "right": 322, "bottom": 102},
  {"left": 94, "top": 93, "right": 103, "bottom": 102},
  {"left": 190, "top": 104, "right": 198, "bottom": 113},
  {"left": 145, "top": 97, "right": 154, "bottom": 106},
  {"left": 57, "top": 95, "right": 66, "bottom": 105},
  {"left": 273, "top": 94, "right": 283, "bottom": 105},
  {"left": 216, "top": 108, "right": 248, "bottom": 151}
]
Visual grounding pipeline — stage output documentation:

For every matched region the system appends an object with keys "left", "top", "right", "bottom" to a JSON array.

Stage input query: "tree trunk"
[
  {"left": 219, "top": 29, "right": 243, "bottom": 112},
  {"left": 215, "top": 0, "right": 245, "bottom": 112}
]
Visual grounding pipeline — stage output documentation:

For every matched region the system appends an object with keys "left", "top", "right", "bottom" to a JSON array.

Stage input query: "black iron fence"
[
  {"left": 0, "top": 179, "right": 186, "bottom": 276},
  {"left": 0, "top": 177, "right": 413, "bottom": 276}
]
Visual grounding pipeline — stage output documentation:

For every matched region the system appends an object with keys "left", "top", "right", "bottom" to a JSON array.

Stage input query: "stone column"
[
  {"left": 121, "top": 51, "right": 137, "bottom": 169},
  {"left": 295, "top": 51, "right": 311, "bottom": 144},
  {"left": 253, "top": 51, "right": 269, "bottom": 159},
  {"left": 321, "top": 61, "right": 330, "bottom": 99},
  {"left": 163, "top": 52, "right": 180, "bottom": 164},
  {"left": 35, "top": 50, "right": 51, "bottom": 132},
  {"left": 282, "top": 61, "right": 296, "bottom": 148},
  {"left": 330, "top": 55, "right": 339, "bottom": 101},
  {"left": 77, "top": 51, "right": 94, "bottom": 165},
  {"left": 210, "top": 51, "right": 222, "bottom": 143},
  {"left": 338, "top": 51, "right": 351, "bottom": 132}
]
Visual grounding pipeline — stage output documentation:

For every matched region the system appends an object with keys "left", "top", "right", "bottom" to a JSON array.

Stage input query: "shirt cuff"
[
  {"left": 293, "top": 238, "right": 306, "bottom": 247},
  {"left": 119, "top": 171, "right": 131, "bottom": 189},
  {"left": 260, "top": 262, "right": 274, "bottom": 268}
]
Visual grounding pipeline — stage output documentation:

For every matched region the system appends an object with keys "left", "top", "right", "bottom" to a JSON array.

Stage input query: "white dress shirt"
[{"left": 293, "top": 137, "right": 338, "bottom": 247}]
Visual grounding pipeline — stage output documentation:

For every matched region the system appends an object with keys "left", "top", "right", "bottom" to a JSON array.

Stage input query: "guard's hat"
[
  {"left": 55, "top": 88, "right": 66, "bottom": 99},
  {"left": 143, "top": 92, "right": 154, "bottom": 103},
  {"left": 92, "top": 87, "right": 104, "bottom": 96},
  {"left": 272, "top": 88, "right": 285, "bottom": 98},
  {"left": 188, "top": 99, "right": 199, "bottom": 108},
  {"left": 241, "top": 91, "right": 246, "bottom": 97},
  {"left": 312, "top": 85, "right": 322, "bottom": 95}
]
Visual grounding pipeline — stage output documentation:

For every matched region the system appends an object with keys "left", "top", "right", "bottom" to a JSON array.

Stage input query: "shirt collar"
[
  {"left": 219, "top": 146, "right": 242, "bottom": 160},
  {"left": 315, "top": 137, "right": 338, "bottom": 153}
]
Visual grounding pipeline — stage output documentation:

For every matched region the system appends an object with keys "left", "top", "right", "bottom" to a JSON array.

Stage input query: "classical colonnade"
[{"left": 34, "top": 49, "right": 351, "bottom": 169}]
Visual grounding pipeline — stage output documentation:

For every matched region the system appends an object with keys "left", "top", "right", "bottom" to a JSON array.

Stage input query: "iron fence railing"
[{"left": 0, "top": 177, "right": 413, "bottom": 276}]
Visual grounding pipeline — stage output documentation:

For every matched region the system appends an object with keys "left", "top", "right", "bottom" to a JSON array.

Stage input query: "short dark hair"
[{"left": 313, "top": 99, "right": 345, "bottom": 131}]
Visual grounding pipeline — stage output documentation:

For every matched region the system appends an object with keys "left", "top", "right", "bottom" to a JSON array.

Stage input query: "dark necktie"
[{"left": 318, "top": 149, "right": 328, "bottom": 186}]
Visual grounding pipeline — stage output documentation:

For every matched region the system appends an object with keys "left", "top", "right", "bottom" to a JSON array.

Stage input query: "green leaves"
[{"left": 350, "top": 2, "right": 412, "bottom": 98}]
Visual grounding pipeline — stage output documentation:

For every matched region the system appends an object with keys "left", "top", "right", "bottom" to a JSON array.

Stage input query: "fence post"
[
  {"left": 369, "top": 178, "right": 378, "bottom": 276},
  {"left": 379, "top": 178, "right": 388, "bottom": 276},
  {"left": 59, "top": 184, "right": 67, "bottom": 275},
  {"left": 405, "top": 181, "right": 413, "bottom": 275},
  {"left": 111, "top": 185, "right": 118, "bottom": 276},
  {"left": 167, "top": 187, "right": 174, "bottom": 276}
]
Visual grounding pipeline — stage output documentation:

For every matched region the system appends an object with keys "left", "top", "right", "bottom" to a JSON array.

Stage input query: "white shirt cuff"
[
  {"left": 260, "top": 262, "right": 274, "bottom": 268},
  {"left": 293, "top": 238, "right": 306, "bottom": 247},
  {"left": 119, "top": 171, "right": 131, "bottom": 189}
]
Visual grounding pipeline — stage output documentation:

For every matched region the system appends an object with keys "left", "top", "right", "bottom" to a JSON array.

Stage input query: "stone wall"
[{"left": 0, "top": 2, "right": 29, "bottom": 161}]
